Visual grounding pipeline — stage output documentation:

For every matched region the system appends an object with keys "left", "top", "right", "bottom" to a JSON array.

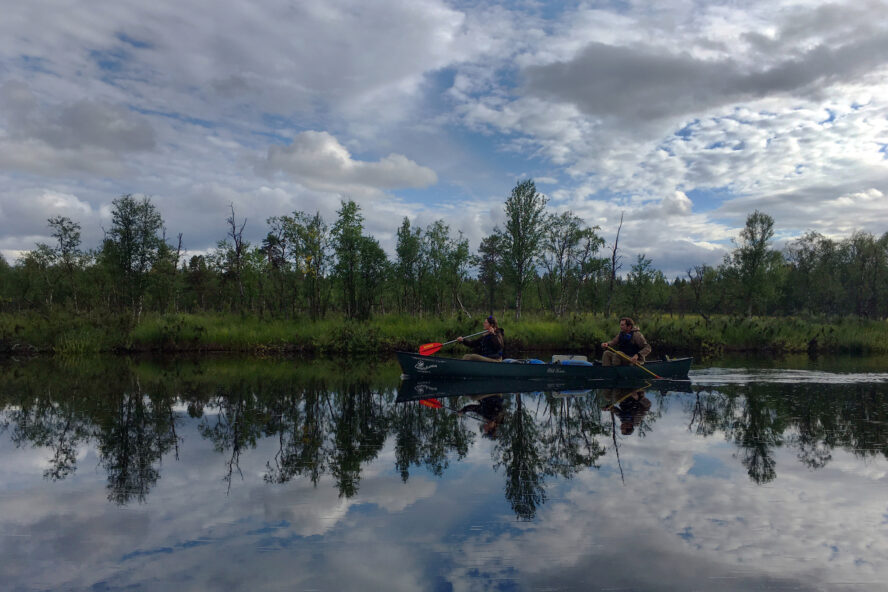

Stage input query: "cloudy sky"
[{"left": 1, "top": 0, "right": 887, "bottom": 276}]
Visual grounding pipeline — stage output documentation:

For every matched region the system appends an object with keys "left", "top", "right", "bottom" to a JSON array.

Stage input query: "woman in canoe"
[{"left": 457, "top": 315, "right": 504, "bottom": 362}]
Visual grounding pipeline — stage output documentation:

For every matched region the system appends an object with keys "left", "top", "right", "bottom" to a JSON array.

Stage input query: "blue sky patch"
[
  {"left": 687, "top": 453, "right": 731, "bottom": 479},
  {"left": 116, "top": 33, "right": 153, "bottom": 50},
  {"left": 684, "top": 187, "right": 736, "bottom": 214},
  {"left": 674, "top": 120, "right": 699, "bottom": 140},
  {"left": 17, "top": 54, "right": 55, "bottom": 74},
  {"left": 89, "top": 48, "right": 129, "bottom": 73},
  {"left": 246, "top": 520, "right": 289, "bottom": 536},
  {"left": 132, "top": 106, "right": 215, "bottom": 129}
]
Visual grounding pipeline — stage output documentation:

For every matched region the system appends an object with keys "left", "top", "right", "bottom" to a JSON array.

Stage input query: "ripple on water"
[{"left": 690, "top": 368, "right": 888, "bottom": 385}]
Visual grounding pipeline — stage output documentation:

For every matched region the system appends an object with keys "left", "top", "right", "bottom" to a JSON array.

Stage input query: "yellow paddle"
[{"left": 605, "top": 345, "right": 662, "bottom": 379}]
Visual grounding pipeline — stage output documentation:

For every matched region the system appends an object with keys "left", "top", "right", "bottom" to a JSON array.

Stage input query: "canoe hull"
[{"left": 396, "top": 351, "right": 692, "bottom": 381}]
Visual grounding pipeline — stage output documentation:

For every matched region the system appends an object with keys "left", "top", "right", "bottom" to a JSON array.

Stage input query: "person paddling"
[
  {"left": 600, "top": 317, "right": 651, "bottom": 367},
  {"left": 457, "top": 315, "right": 504, "bottom": 362}
]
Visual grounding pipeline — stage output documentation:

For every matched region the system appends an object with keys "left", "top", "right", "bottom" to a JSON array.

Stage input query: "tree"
[
  {"left": 475, "top": 232, "right": 504, "bottom": 316},
  {"left": 686, "top": 265, "right": 721, "bottom": 321},
  {"left": 184, "top": 255, "right": 216, "bottom": 311},
  {"left": 725, "top": 210, "right": 784, "bottom": 316},
  {"left": 0, "top": 254, "right": 10, "bottom": 312},
  {"left": 421, "top": 220, "right": 471, "bottom": 316},
  {"left": 292, "top": 211, "right": 330, "bottom": 320},
  {"left": 843, "top": 231, "right": 888, "bottom": 318},
  {"left": 395, "top": 217, "right": 422, "bottom": 314},
  {"left": 48, "top": 216, "right": 83, "bottom": 310},
  {"left": 356, "top": 236, "right": 390, "bottom": 319},
  {"left": 102, "top": 194, "right": 165, "bottom": 316},
  {"left": 332, "top": 201, "right": 364, "bottom": 319},
  {"left": 625, "top": 253, "right": 659, "bottom": 314},
  {"left": 262, "top": 216, "right": 295, "bottom": 316},
  {"left": 540, "top": 211, "right": 603, "bottom": 315},
  {"left": 147, "top": 235, "right": 183, "bottom": 313},
  {"left": 605, "top": 213, "right": 624, "bottom": 316},
  {"left": 502, "top": 179, "right": 548, "bottom": 320},
  {"left": 225, "top": 204, "right": 249, "bottom": 310}
]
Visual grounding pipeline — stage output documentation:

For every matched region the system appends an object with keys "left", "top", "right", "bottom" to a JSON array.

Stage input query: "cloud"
[
  {"left": 0, "top": 81, "right": 155, "bottom": 178},
  {"left": 0, "top": 188, "right": 96, "bottom": 245},
  {"left": 261, "top": 131, "right": 437, "bottom": 194},
  {"left": 523, "top": 33, "right": 888, "bottom": 124}
]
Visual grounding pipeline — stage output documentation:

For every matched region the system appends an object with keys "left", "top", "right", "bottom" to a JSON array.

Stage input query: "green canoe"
[{"left": 396, "top": 351, "right": 692, "bottom": 380}]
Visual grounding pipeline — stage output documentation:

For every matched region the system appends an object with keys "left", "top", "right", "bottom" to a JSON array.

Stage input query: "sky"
[{"left": 1, "top": 0, "right": 887, "bottom": 277}]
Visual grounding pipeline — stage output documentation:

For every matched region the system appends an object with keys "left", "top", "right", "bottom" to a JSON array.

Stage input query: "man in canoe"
[
  {"left": 600, "top": 317, "right": 651, "bottom": 366},
  {"left": 457, "top": 315, "right": 504, "bottom": 362}
]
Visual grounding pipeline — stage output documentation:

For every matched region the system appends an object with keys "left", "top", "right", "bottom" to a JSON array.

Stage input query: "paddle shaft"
[
  {"left": 605, "top": 345, "right": 662, "bottom": 379},
  {"left": 417, "top": 398, "right": 485, "bottom": 422},
  {"left": 418, "top": 330, "right": 488, "bottom": 355},
  {"left": 603, "top": 382, "right": 651, "bottom": 410},
  {"left": 440, "top": 330, "right": 487, "bottom": 347}
]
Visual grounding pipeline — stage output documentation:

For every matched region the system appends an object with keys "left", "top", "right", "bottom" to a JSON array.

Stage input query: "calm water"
[{"left": 2, "top": 354, "right": 888, "bottom": 591}]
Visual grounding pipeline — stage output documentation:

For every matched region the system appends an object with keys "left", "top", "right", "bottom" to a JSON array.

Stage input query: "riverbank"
[{"left": 2, "top": 312, "right": 887, "bottom": 357}]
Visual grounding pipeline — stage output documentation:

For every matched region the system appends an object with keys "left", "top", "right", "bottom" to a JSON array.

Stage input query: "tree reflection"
[
  {"left": 97, "top": 381, "right": 179, "bottom": 504},
  {"left": 264, "top": 384, "right": 328, "bottom": 486},
  {"left": 198, "top": 384, "right": 267, "bottom": 492},
  {"left": 392, "top": 398, "right": 471, "bottom": 482},
  {"left": 328, "top": 382, "right": 388, "bottom": 497},
  {"left": 5, "top": 391, "right": 91, "bottom": 481}
]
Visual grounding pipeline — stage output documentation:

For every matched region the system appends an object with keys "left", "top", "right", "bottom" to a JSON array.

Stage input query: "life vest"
[
  {"left": 617, "top": 330, "right": 640, "bottom": 357},
  {"left": 480, "top": 330, "right": 504, "bottom": 359}
]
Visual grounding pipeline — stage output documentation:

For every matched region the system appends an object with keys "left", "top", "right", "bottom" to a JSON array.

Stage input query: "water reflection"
[
  {"left": 2, "top": 359, "right": 887, "bottom": 507},
  {"left": 2, "top": 356, "right": 888, "bottom": 589},
  {"left": 686, "top": 382, "right": 888, "bottom": 485}
]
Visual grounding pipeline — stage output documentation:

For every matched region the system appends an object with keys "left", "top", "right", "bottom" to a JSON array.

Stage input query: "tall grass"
[{"left": 2, "top": 311, "right": 887, "bottom": 356}]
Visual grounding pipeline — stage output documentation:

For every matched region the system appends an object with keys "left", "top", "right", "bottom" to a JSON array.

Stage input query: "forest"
[{"left": 1, "top": 180, "right": 887, "bottom": 353}]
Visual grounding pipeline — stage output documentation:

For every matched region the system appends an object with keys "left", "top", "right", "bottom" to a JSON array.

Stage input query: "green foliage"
[
  {"left": 539, "top": 211, "right": 605, "bottom": 316},
  {"left": 723, "top": 210, "right": 785, "bottom": 316},
  {"left": 100, "top": 194, "right": 166, "bottom": 314},
  {"left": 502, "top": 179, "right": 548, "bottom": 319}
]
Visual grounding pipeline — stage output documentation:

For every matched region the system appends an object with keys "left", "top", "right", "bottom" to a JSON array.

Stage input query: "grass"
[{"left": 2, "top": 311, "right": 887, "bottom": 357}]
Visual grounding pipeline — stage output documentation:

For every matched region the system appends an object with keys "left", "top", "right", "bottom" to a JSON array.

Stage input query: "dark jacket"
[
  {"left": 615, "top": 393, "right": 652, "bottom": 434},
  {"left": 459, "top": 394, "right": 505, "bottom": 421},
  {"left": 463, "top": 328, "right": 505, "bottom": 359},
  {"left": 607, "top": 329, "right": 651, "bottom": 362}
]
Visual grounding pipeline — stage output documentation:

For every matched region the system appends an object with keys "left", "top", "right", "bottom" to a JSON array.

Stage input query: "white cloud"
[{"left": 261, "top": 131, "right": 437, "bottom": 195}]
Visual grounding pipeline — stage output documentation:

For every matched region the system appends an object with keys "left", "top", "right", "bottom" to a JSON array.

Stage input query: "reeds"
[{"left": 2, "top": 311, "right": 886, "bottom": 356}]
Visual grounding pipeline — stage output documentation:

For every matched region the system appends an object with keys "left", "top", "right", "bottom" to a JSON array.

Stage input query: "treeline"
[{"left": 1, "top": 181, "right": 887, "bottom": 321}]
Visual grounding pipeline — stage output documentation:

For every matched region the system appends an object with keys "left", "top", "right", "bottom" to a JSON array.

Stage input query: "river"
[{"left": 1, "top": 354, "right": 887, "bottom": 591}]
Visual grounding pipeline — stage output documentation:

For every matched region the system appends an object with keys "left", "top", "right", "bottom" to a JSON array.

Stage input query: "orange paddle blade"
[
  {"left": 419, "top": 398, "right": 443, "bottom": 408},
  {"left": 418, "top": 342, "right": 442, "bottom": 356}
]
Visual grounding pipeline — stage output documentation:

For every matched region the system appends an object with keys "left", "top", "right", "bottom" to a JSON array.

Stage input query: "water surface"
[{"left": 1, "top": 355, "right": 887, "bottom": 591}]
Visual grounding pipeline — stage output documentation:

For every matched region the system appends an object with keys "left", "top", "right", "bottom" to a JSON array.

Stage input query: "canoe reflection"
[{"left": 397, "top": 376, "right": 692, "bottom": 402}]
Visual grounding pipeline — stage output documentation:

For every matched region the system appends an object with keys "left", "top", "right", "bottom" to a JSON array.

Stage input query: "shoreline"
[{"left": 2, "top": 312, "right": 887, "bottom": 357}]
